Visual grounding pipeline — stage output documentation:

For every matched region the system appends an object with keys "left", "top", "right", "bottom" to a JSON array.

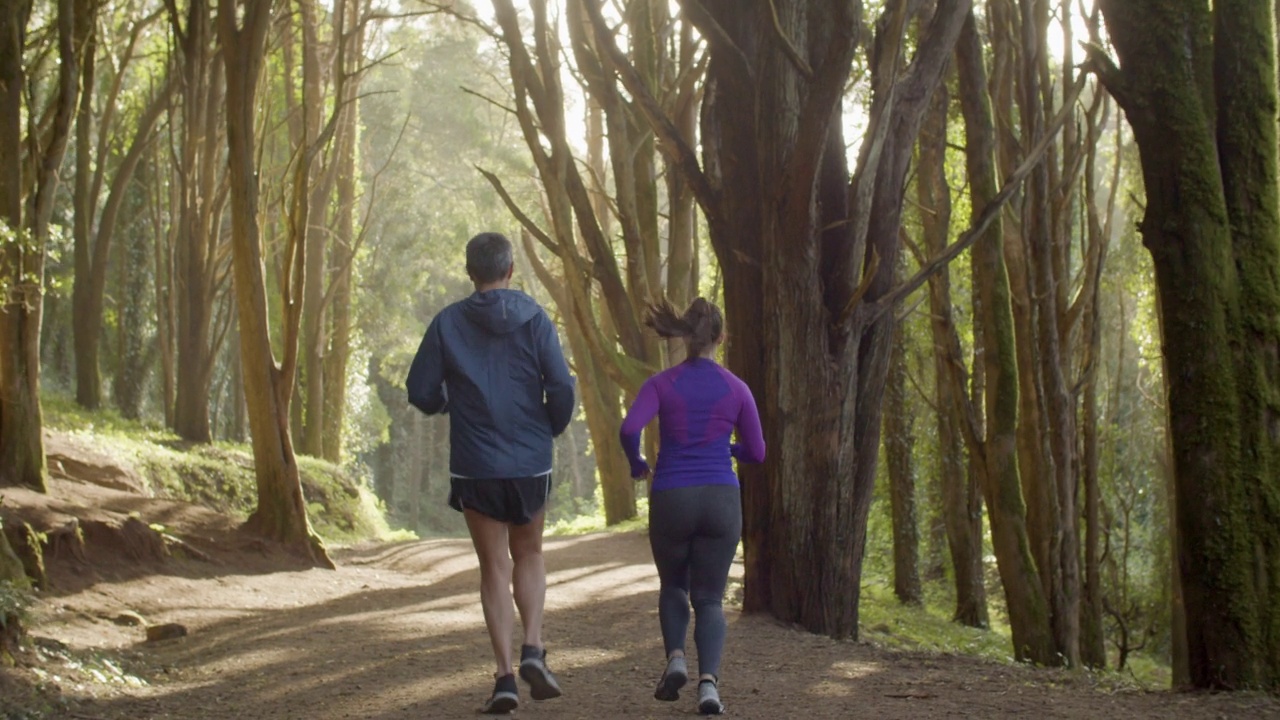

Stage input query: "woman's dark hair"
[
  {"left": 644, "top": 297, "right": 724, "bottom": 360},
  {"left": 465, "top": 232, "right": 514, "bottom": 284}
]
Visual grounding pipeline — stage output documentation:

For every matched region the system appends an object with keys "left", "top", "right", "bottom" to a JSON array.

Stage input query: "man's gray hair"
[{"left": 465, "top": 232, "right": 514, "bottom": 284}]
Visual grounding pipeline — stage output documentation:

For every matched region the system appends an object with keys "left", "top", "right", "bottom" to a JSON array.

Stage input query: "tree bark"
[
  {"left": 169, "top": 0, "right": 230, "bottom": 443},
  {"left": 218, "top": 0, "right": 331, "bottom": 567},
  {"left": 955, "top": 11, "right": 1053, "bottom": 662},
  {"left": 918, "top": 66, "right": 988, "bottom": 627},
  {"left": 1097, "top": 0, "right": 1280, "bottom": 690},
  {"left": 1, "top": 0, "right": 79, "bottom": 492},
  {"left": 589, "top": 0, "right": 970, "bottom": 637},
  {"left": 884, "top": 318, "right": 921, "bottom": 605}
]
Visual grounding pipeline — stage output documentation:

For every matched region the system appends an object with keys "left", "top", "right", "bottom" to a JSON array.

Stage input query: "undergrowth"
[{"left": 42, "top": 393, "right": 407, "bottom": 545}]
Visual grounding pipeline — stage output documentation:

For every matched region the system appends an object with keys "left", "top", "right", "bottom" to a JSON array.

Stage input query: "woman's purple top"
[{"left": 619, "top": 358, "right": 766, "bottom": 492}]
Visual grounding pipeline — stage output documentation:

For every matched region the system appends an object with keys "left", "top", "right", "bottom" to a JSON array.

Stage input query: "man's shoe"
[
  {"left": 654, "top": 655, "right": 688, "bottom": 701},
  {"left": 480, "top": 673, "right": 519, "bottom": 714},
  {"left": 697, "top": 677, "right": 724, "bottom": 715},
  {"left": 518, "top": 644, "right": 562, "bottom": 700}
]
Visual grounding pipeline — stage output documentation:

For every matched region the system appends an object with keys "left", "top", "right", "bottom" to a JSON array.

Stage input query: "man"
[{"left": 406, "top": 232, "right": 575, "bottom": 713}]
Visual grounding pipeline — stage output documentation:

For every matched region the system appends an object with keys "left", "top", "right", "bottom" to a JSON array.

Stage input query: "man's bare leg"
[
  {"left": 509, "top": 510, "right": 546, "bottom": 649},
  {"left": 510, "top": 509, "right": 560, "bottom": 699},
  {"left": 464, "top": 509, "right": 515, "bottom": 677}
]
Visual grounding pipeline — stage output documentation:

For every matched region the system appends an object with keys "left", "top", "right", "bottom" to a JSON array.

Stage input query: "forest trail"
[
  {"left": 14, "top": 530, "right": 1280, "bottom": 719},
  {"left": 2, "top": 439, "right": 1278, "bottom": 719}
]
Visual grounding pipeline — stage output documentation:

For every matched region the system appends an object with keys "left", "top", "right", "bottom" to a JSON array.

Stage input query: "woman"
[{"left": 619, "top": 298, "right": 766, "bottom": 716}]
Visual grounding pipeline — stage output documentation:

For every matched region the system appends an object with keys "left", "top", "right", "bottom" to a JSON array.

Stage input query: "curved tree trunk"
[{"left": 219, "top": 0, "right": 331, "bottom": 567}]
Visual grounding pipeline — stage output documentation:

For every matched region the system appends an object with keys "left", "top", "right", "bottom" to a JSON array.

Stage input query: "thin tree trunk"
[
  {"left": 956, "top": 11, "right": 1053, "bottom": 662},
  {"left": 219, "top": 0, "right": 330, "bottom": 567},
  {"left": 885, "top": 319, "right": 921, "bottom": 605},
  {"left": 72, "top": 23, "right": 99, "bottom": 408},
  {"left": 919, "top": 67, "right": 988, "bottom": 627}
]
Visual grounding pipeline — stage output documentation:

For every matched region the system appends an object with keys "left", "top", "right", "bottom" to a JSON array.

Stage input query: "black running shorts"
[{"left": 448, "top": 474, "right": 552, "bottom": 525}]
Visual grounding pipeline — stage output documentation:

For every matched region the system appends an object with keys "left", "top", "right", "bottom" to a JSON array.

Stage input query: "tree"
[
  {"left": 1, "top": 0, "right": 84, "bottom": 491},
  {"left": 71, "top": 40, "right": 173, "bottom": 412},
  {"left": 166, "top": 0, "right": 233, "bottom": 442},
  {"left": 916, "top": 58, "right": 988, "bottom": 628},
  {"left": 590, "top": 0, "right": 970, "bottom": 637},
  {"left": 1094, "top": 0, "right": 1280, "bottom": 690},
  {"left": 884, "top": 318, "right": 922, "bottom": 605},
  {"left": 218, "top": 0, "right": 331, "bottom": 566}
]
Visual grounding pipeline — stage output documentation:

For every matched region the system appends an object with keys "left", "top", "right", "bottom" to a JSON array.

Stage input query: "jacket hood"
[{"left": 461, "top": 288, "right": 541, "bottom": 335}]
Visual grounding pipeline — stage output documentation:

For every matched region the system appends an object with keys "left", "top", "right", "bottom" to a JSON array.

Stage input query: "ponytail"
[{"left": 644, "top": 297, "right": 724, "bottom": 361}]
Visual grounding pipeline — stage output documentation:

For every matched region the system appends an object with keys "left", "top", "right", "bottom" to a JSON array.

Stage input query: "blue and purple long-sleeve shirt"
[{"left": 619, "top": 358, "right": 765, "bottom": 492}]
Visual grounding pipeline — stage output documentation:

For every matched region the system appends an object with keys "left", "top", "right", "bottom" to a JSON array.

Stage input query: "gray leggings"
[{"left": 648, "top": 484, "right": 742, "bottom": 679}]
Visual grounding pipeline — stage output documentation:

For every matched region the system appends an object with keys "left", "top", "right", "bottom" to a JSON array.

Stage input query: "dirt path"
[{"left": 15, "top": 530, "right": 1277, "bottom": 720}]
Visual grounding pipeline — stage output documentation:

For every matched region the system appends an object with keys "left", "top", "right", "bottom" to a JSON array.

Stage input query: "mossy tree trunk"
[
  {"left": 1096, "top": 0, "right": 1280, "bottom": 690},
  {"left": 955, "top": 11, "right": 1054, "bottom": 662}
]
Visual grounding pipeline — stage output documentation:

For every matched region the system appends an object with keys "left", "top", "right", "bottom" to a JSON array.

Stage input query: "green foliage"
[
  {"left": 42, "top": 392, "right": 407, "bottom": 545},
  {"left": 858, "top": 579, "right": 1013, "bottom": 661},
  {"left": 546, "top": 493, "right": 649, "bottom": 537},
  {"left": 0, "top": 581, "right": 31, "bottom": 626}
]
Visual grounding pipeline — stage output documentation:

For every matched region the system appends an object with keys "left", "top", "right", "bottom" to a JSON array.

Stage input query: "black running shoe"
[
  {"left": 480, "top": 673, "right": 519, "bottom": 714},
  {"left": 518, "top": 644, "right": 562, "bottom": 700}
]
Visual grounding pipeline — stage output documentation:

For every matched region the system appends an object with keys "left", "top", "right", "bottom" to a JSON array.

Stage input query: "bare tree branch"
[
  {"left": 869, "top": 72, "right": 1090, "bottom": 319},
  {"left": 766, "top": 0, "right": 812, "bottom": 78},
  {"left": 584, "top": 0, "right": 718, "bottom": 218}
]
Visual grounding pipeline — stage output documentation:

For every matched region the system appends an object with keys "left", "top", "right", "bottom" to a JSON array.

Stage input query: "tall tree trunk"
[
  {"left": 1078, "top": 97, "right": 1117, "bottom": 671},
  {"left": 1017, "top": 0, "right": 1080, "bottom": 667},
  {"left": 218, "top": 0, "right": 331, "bottom": 567},
  {"left": 955, "top": 11, "right": 1053, "bottom": 662},
  {"left": 74, "top": 77, "right": 173, "bottom": 415},
  {"left": 0, "top": 0, "right": 37, "bottom": 490},
  {"left": 1096, "top": 0, "right": 1280, "bottom": 690},
  {"left": 919, "top": 68, "right": 988, "bottom": 627},
  {"left": 320, "top": 0, "right": 365, "bottom": 464},
  {"left": 591, "top": 0, "right": 971, "bottom": 636},
  {"left": 72, "top": 23, "right": 100, "bottom": 408},
  {"left": 884, "top": 319, "right": 921, "bottom": 605},
  {"left": 170, "top": 0, "right": 228, "bottom": 443},
  {"left": 0, "top": 0, "right": 79, "bottom": 492}
]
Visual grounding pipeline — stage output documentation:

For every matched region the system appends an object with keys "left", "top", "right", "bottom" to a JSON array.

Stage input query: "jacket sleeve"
[
  {"left": 406, "top": 316, "right": 449, "bottom": 415},
  {"left": 732, "top": 379, "right": 766, "bottom": 464},
  {"left": 536, "top": 312, "right": 576, "bottom": 436}
]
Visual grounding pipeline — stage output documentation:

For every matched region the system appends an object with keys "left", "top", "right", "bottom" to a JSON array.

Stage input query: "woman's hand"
[{"left": 630, "top": 458, "right": 651, "bottom": 479}]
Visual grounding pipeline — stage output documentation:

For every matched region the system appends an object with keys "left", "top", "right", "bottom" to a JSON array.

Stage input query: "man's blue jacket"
[{"left": 406, "top": 288, "right": 576, "bottom": 479}]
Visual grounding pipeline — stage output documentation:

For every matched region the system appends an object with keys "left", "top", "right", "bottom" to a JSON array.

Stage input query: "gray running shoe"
[
  {"left": 697, "top": 678, "right": 724, "bottom": 715},
  {"left": 518, "top": 645, "right": 562, "bottom": 700},
  {"left": 654, "top": 655, "right": 688, "bottom": 701},
  {"left": 480, "top": 673, "right": 519, "bottom": 714}
]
